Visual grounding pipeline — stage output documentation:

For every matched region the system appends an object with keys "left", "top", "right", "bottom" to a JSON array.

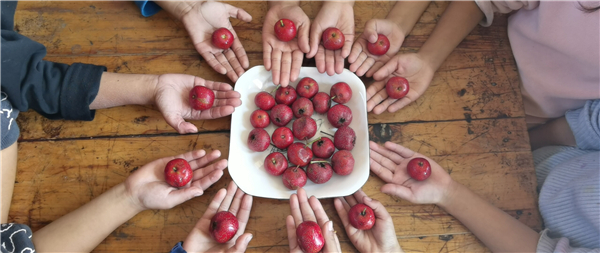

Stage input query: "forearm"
[
  {"left": 418, "top": 1, "right": 483, "bottom": 70},
  {"left": 89, "top": 72, "right": 158, "bottom": 110},
  {"left": 1, "top": 143, "right": 18, "bottom": 223},
  {"left": 269, "top": 1, "right": 299, "bottom": 8},
  {"left": 529, "top": 117, "right": 576, "bottom": 150},
  {"left": 439, "top": 181, "right": 540, "bottom": 252},
  {"left": 32, "top": 183, "right": 143, "bottom": 252},
  {"left": 155, "top": 1, "right": 202, "bottom": 20},
  {"left": 386, "top": 1, "right": 430, "bottom": 36},
  {"left": 322, "top": 0, "right": 355, "bottom": 9}
]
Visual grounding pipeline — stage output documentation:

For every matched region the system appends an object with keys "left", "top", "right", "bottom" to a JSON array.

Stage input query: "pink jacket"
[{"left": 475, "top": 1, "right": 599, "bottom": 127}]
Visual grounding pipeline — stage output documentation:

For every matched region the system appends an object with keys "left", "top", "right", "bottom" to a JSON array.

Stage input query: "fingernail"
[
  {"left": 194, "top": 190, "right": 203, "bottom": 197},
  {"left": 365, "top": 197, "right": 372, "bottom": 202},
  {"left": 247, "top": 235, "right": 253, "bottom": 243},
  {"left": 328, "top": 221, "right": 334, "bottom": 231}
]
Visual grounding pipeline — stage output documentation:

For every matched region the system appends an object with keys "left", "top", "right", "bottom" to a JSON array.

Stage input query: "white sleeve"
[{"left": 474, "top": 0, "right": 540, "bottom": 26}]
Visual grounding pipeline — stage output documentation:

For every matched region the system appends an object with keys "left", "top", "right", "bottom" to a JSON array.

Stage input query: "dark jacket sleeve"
[{"left": 1, "top": 1, "right": 106, "bottom": 121}]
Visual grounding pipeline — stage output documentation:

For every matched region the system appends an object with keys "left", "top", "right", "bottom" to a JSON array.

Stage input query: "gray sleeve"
[
  {"left": 565, "top": 100, "right": 600, "bottom": 151},
  {"left": 537, "top": 229, "right": 600, "bottom": 253}
]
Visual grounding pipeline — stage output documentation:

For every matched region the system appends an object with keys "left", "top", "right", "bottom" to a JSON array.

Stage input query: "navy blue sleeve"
[
  {"left": 1, "top": 1, "right": 106, "bottom": 121},
  {"left": 169, "top": 242, "right": 187, "bottom": 253},
  {"left": 1, "top": 223, "right": 36, "bottom": 253},
  {"left": 134, "top": 1, "right": 162, "bottom": 17}
]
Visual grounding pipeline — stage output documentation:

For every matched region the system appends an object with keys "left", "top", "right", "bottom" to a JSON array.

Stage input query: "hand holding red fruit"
[
  {"left": 308, "top": 1, "right": 355, "bottom": 76},
  {"left": 348, "top": 19, "right": 405, "bottom": 77},
  {"left": 287, "top": 188, "right": 342, "bottom": 253},
  {"left": 182, "top": 182, "right": 254, "bottom": 252},
  {"left": 168, "top": 1, "right": 252, "bottom": 82},
  {"left": 333, "top": 190, "right": 402, "bottom": 253},
  {"left": 274, "top": 19, "right": 297, "bottom": 42},
  {"left": 125, "top": 149, "right": 227, "bottom": 210},
  {"left": 369, "top": 141, "right": 454, "bottom": 205},
  {"left": 154, "top": 74, "right": 241, "bottom": 134},
  {"left": 263, "top": 2, "right": 311, "bottom": 86},
  {"left": 367, "top": 53, "right": 435, "bottom": 114},
  {"left": 164, "top": 158, "right": 193, "bottom": 188}
]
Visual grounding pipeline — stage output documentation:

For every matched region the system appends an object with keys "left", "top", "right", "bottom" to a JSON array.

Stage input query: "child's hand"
[
  {"left": 334, "top": 190, "right": 403, "bottom": 253},
  {"left": 367, "top": 53, "right": 434, "bottom": 114},
  {"left": 287, "top": 188, "right": 341, "bottom": 253},
  {"left": 180, "top": 2, "right": 252, "bottom": 82},
  {"left": 125, "top": 149, "right": 227, "bottom": 210},
  {"left": 262, "top": 2, "right": 310, "bottom": 87},
  {"left": 369, "top": 141, "right": 453, "bottom": 205},
  {"left": 348, "top": 19, "right": 405, "bottom": 77},
  {"left": 154, "top": 74, "right": 241, "bottom": 134},
  {"left": 308, "top": 2, "right": 355, "bottom": 76},
  {"left": 181, "top": 181, "right": 254, "bottom": 253}
]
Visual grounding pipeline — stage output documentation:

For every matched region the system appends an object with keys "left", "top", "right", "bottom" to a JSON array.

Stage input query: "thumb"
[
  {"left": 363, "top": 20, "right": 379, "bottom": 44},
  {"left": 362, "top": 196, "right": 392, "bottom": 221},
  {"left": 373, "top": 57, "right": 399, "bottom": 81},
  {"left": 226, "top": 4, "right": 252, "bottom": 22},
  {"left": 164, "top": 114, "right": 198, "bottom": 134},
  {"left": 166, "top": 186, "right": 204, "bottom": 208},
  {"left": 227, "top": 233, "right": 253, "bottom": 253},
  {"left": 321, "top": 221, "right": 342, "bottom": 253},
  {"left": 381, "top": 184, "right": 413, "bottom": 202},
  {"left": 307, "top": 23, "right": 321, "bottom": 58}
]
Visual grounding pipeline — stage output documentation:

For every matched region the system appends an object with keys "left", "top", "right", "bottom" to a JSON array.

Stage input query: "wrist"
[
  {"left": 269, "top": 1, "right": 299, "bottom": 8},
  {"left": 113, "top": 183, "right": 146, "bottom": 215},
  {"left": 157, "top": 1, "right": 201, "bottom": 21},
  {"left": 322, "top": 1, "right": 354, "bottom": 8},
  {"left": 437, "top": 179, "right": 461, "bottom": 209}
]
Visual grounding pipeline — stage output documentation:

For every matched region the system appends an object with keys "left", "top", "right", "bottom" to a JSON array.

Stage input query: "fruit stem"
[
  {"left": 320, "top": 131, "right": 334, "bottom": 138},
  {"left": 307, "top": 137, "right": 322, "bottom": 146},
  {"left": 310, "top": 160, "right": 330, "bottom": 164},
  {"left": 271, "top": 85, "right": 281, "bottom": 95},
  {"left": 280, "top": 20, "right": 284, "bottom": 27},
  {"left": 361, "top": 208, "right": 367, "bottom": 216}
]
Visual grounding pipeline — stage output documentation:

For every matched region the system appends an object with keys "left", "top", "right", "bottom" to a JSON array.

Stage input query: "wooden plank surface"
[{"left": 9, "top": 1, "right": 539, "bottom": 253}]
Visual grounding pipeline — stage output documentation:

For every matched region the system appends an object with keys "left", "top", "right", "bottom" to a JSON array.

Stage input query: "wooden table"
[{"left": 11, "top": 1, "right": 541, "bottom": 252}]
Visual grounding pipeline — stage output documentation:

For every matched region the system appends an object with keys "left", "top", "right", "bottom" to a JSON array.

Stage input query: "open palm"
[
  {"left": 367, "top": 53, "right": 434, "bottom": 114},
  {"left": 181, "top": 1, "right": 252, "bottom": 82},
  {"left": 369, "top": 141, "right": 453, "bottom": 205},
  {"left": 349, "top": 19, "right": 405, "bottom": 77},
  {"left": 263, "top": 3, "right": 310, "bottom": 86},
  {"left": 182, "top": 182, "right": 254, "bottom": 253},
  {"left": 154, "top": 74, "right": 241, "bottom": 134}
]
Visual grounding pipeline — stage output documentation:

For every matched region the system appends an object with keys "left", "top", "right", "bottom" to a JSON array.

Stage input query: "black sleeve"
[{"left": 1, "top": 1, "right": 106, "bottom": 121}]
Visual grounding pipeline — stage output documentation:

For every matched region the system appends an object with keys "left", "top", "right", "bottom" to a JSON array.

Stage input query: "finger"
[
  {"left": 347, "top": 40, "right": 363, "bottom": 64},
  {"left": 383, "top": 141, "right": 416, "bottom": 158},
  {"left": 290, "top": 50, "right": 304, "bottom": 82},
  {"left": 321, "top": 221, "right": 341, "bottom": 253},
  {"left": 373, "top": 58, "right": 399, "bottom": 81},
  {"left": 227, "top": 4, "right": 253, "bottom": 22},
  {"left": 227, "top": 233, "right": 253, "bottom": 253},
  {"left": 224, "top": 46, "right": 245, "bottom": 78},
  {"left": 344, "top": 194, "right": 358, "bottom": 207},
  {"left": 215, "top": 52, "right": 239, "bottom": 82},
  {"left": 356, "top": 57, "right": 375, "bottom": 77},
  {"left": 371, "top": 89, "right": 390, "bottom": 115},
  {"left": 308, "top": 23, "right": 321, "bottom": 58},
  {"left": 353, "top": 190, "right": 369, "bottom": 204},
  {"left": 362, "top": 195, "right": 393, "bottom": 221},
  {"left": 388, "top": 97, "right": 414, "bottom": 113},
  {"left": 366, "top": 61, "right": 384, "bottom": 78},
  {"left": 202, "top": 80, "right": 234, "bottom": 91},
  {"left": 369, "top": 157, "right": 394, "bottom": 182},
  {"left": 263, "top": 44, "right": 273, "bottom": 70},
  {"left": 163, "top": 113, "right": 197, "bottom": 134},
  {"left": 234, "top": 194, "right": 253, "bottom": 233},
  {"left": 199, "top": 188, "right": 228, "bottom": 221},
  {"left": 333, "top": 198, "right": 351, "bottom": 225},
  {"left": 297, "top": 19, "right": 311, "bottom": 54},
  {"left": 286, "top": 215, "right": 299, "bottom": 250},
  {"left": 349, "top": 52, "right": 368, "bottom": 73},
  {"left": 215, "top": 89, "right": 242, "bottom": 99},
  {"left": 227, "top": 188, "right": 246, "bottom": 216},
  {"left": 341, "top": 34, "right": 353, "bottom": 58},
  {"left": 369, "top": 141, "right": 404, "bottom": 164},
  {"left": 381, "top": 183, "right": 413, "bottom": 201},
  {"left": 165, "top": 186, "right": 204, "bottom": 207},
  {"left": 298, "top": 188, "right": 317, "bottom": 222},
  {"left": 315, "top": 46, "right": 326, "bottom": 73},
  {"left": 201, "top": 52, "right": 227, "bottom": 75},
  {"left": 366, "top": 81, "right": 388, "bottom": 112},
  {"left": 218, "top": 181, "right": 239, "bottom": 212},
  {"left": 191, "top": 168, "right": 224, "bottom": 191},
  {"left": 309, "top": 196, "right": 329, "bottom": 227},
  {"left": 325, "top": 48, "right": 336, "bottom": 76},
  {"left": 179, "top": 149, "right": 206, "bottom": 162},
  {"left": 271, "top": 49, "right": 283, "bottom": 85},
  {"left": 290, "top": 193, "right": 303, "bottom": 225},
  {"left": 198, "top": 106, "right": 236, "bottom": 120},
  {"left": 374, "top": 97, "right": 398, "bottom": 115},
  {"left": 334, "top": 49, "right": 344, "bottom": 74},
  {"left": 189, "top": 150, "right": 221, "bottom": 170},
  {"left": 363, "top": 19, "right": 380, "bottom": 44},
  {"left": 232, "top": 37, "right": 250, "bottom": 70},
  {"left": 280, "top": 52, "right": 292, "bottom": 86}
]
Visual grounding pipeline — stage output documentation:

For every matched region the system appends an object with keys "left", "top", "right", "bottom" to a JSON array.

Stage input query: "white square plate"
[{"left": 228, "top": 66, "right": 369, "bottom": 199}]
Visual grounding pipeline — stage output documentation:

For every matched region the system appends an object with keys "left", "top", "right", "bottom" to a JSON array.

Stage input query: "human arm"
[
  {"left": 287, "top": 188, "right": 341, "bottom": 253},
  {"left": 262, "top": 1, "right": 310, "bottom": 87},
  {"left": 32, "top": 149, "right": 227, "bottom": 252},
  {"left": 334, "top": 190, "right": 402, "bottom": 253},
  {"left": 366, "top": 1, "right": 483, "bottom": 114},
  {"left": 528, "top": 117, "right": 577, "bottom": 150},
  {"left": 308, "top": 1, "right": 355, "bottom": 76},
  {"left": 349, "top": 1, "right": 430, "bottom": 77},
  {"left": 369, "top": 141, "right": 540, "bottom": 252},
  {"left": 155, "top": 1, "right": 252, "bottom": 82},
  {"left": 180, "top": 181, "right": 253, "bottom": 252}
]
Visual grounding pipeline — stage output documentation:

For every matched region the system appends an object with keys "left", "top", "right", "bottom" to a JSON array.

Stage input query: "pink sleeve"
[{"left": 474, "top": 0, "right": 540, "bottom": 26}]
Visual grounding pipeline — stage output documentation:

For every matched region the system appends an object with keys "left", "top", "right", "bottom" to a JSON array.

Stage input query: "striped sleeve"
[
  {"left": 537, "top": 229, "right": 600, "bottom": 253},
  {"left": 565, "top": 100, "right": 600, "bottom": 151}
]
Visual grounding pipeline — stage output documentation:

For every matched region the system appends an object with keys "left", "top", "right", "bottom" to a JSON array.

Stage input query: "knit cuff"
[
  {"left": 59, "top": 63, "right": 106, "bottom": 121},
  {"left": 134, "top": 1, "right": 162, "bottom": 17}
]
